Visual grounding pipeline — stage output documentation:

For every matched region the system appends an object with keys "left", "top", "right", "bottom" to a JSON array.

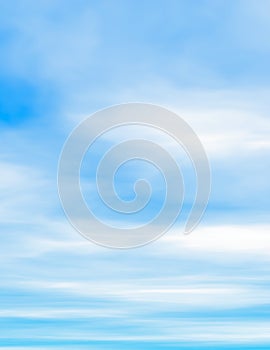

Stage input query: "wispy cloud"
[{"left": 1, "top": 0, "right": 270, "bottom": 348}]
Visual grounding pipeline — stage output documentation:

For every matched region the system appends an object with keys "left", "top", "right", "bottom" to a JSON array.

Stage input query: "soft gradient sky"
[{"left": 1, "top": 0, "right": 270, "bottom": 349}]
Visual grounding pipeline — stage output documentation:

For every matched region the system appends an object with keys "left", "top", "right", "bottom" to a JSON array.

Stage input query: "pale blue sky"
[{"left": 1, "top": 0, "right": 270, "bottom": 349}]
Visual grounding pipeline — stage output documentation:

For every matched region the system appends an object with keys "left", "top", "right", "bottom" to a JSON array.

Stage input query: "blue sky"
[{"left": 1, "top": 0, "right": 270, "bottom": 348}]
